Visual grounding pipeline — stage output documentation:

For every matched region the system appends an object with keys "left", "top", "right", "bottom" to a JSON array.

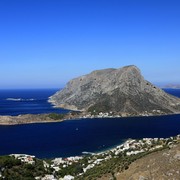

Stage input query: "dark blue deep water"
[
  {"left": 0, "top": 89, "right": 69, "bottom": 116},
  {"left": 0, "top": 89, "right": 179, "bottom": 158}
]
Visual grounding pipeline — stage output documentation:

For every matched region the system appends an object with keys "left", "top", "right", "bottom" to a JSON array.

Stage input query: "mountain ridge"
[{"left": 49, "top": 65, "right": 180, "bottom": 115}]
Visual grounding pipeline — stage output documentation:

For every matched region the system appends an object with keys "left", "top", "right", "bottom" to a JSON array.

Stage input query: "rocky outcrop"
[{"left": 49, "top": 65, "right": 180, "bottom": 115}]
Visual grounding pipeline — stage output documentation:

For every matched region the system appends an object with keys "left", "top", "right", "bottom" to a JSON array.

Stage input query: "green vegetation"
[
  {"left": 48, "top": 113, "right": 65, "bottom": 120},
  {"left": 88, "top": 103, "right": 111, "bottom": 115},
  {"left": 57, "top": 162, "right": 83, "bottom": 177},
  {"left": 69, "top": 111, "right": 81, "bottom": 116},
  {"left": 76, "top": 151, "right": 157, "bottom": 180},
  {"left": 0, "top": 136, "right": 178, "bottom": 179},
  {"left": 0, "top": 148, "right": 168, "bottom": 180},
  {"left": 86, "top": 93, "right": 112, "bottom": 115},
  {"left": 0, "top": 156, "right": 47, "bottom": 179}
]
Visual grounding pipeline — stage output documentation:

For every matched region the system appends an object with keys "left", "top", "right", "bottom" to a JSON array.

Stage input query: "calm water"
[
  {"left": 0, "top": 89, "right": 69, "bottom": 116},
  {"left": 0, "top": 88, "right": 179, "bottom": 158}
]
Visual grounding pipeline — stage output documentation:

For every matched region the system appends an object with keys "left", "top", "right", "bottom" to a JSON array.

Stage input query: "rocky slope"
[
  {"left": 49, "top": 65, "right": 180, "bottom": 115},
  {"left": 115, "top": 143, "right": 180, "bottom": 180}
]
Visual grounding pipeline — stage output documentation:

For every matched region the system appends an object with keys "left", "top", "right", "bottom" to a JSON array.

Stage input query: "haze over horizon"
[{"left": 0, "top": 0, "right": 180, "bottom": 89}]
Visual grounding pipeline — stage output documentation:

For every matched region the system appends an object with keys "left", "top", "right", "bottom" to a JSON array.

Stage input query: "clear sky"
[{"left": 0, "top": 0, "right": 180, "bottom": 89}]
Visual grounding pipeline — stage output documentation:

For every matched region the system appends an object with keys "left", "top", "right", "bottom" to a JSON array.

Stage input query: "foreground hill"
[
  {"left": 115, "top": 143, "right": 180, "bottom": 180},
  {"left": 1, "top": 135, "right": 179, "bottom": 179},
  {"left": 49, "top": 65, "right": 180, "bottom": 115}
]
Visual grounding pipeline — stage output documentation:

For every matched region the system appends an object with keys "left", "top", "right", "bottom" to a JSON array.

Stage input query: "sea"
[
  {"left": 0, "top": 89, "right": 69, "bottom": 116},
  {"left": 0, "top": 88, "right": 180, "bottom": 158}
]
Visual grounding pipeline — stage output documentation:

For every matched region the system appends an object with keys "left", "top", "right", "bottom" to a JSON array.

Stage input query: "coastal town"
[
  {"left": 1, "top": 134, "right": 179, "bottom": 180},
  {"left": 80, "top": 109, "right": 167, "bottom": 119},
  {"left": 0, "top": 109, "right": 169, "bottom": 126}
]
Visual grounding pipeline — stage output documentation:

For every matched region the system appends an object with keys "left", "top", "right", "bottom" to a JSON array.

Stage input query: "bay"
[
  {"left": 0, "top": 88, "right": 179, "bottom": 158},
  {"left": 0, "top": 114, "right": 180, "bottom": 158}
]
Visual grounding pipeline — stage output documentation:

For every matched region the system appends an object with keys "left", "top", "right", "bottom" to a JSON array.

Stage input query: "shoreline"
[
  {"left": 1, "top": 133, "right": 180, "bottom": 179},
  {"left": 3, "top": 134, "right": 180, "bottom": 159},
  {"left": 0, "top": 114, "right": 64, "bottom": 126},
  {"left": 1, "top": 134, "right": 179, "bottom": 161},
  {"left": 0, "top": 112, "right": 180, "bottom": 126}
]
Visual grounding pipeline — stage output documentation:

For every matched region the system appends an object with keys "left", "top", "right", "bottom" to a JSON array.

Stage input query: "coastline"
[
  {"left": 0, "top": 114, "right": 64, "bottom": 126},
  {"left": 0, "top": 111, "right": 180, "bottom": 126},
  {"left": 2, "top": 134, "right": 179, "bottom": 180}
]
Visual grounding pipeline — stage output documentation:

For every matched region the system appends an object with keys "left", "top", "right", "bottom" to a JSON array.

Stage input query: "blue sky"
[{"left": 0, "top": 0, "right": 180, "bottom": 89}]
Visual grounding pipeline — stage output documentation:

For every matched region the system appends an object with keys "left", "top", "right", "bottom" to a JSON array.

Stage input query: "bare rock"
[{"left": 49, "top": 65, "right": 180, "bottom": 115}]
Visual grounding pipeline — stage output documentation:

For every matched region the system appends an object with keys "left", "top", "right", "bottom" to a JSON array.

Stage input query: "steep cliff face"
[{"left": 49, "top": 65, "right": 180, "bottom": 114}]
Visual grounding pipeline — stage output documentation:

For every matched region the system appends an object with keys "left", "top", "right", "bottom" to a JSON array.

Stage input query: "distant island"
[
  {"left": 162, "top": 84, "right": 180, "bottom": 89},
  {"left": 49, "top": 65, "right": 180, "bottom": 116},
  {"left": 0, "top": 65, "right": 180, "bottom": 125}
]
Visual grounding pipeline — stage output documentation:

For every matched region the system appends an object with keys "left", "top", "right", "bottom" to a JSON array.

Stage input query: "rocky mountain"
[{"left": 49, "top": 65, "right": 180, "bottom": 115}]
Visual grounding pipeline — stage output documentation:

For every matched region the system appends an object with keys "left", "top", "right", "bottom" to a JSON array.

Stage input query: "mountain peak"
[
  {"left": 122, "top": 64, "right": 139, "bottom": 69},
  {"left": 49, "top": 65, "right": 180, "bottom": 115}
]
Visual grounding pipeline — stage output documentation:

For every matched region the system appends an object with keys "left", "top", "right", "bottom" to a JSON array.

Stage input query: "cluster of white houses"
[
  {"left": 81, "top": 109, "right": 166, "bottom": 119},
  {"left": 75, "top": 135, "right": 180, "bottom": 175},
  {"left": 51, "top": 156, "right": 83, "bottom": 171},
  {"left": 8, "top": 134, "right": 180, "bottom": 180},
  {"left": 10, "top": 154, "right": 35, "bottom": 165}
]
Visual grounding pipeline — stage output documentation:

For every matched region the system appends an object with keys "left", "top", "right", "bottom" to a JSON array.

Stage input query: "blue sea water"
[
  {"left": 0, "top": 89, "right": 69, "bottom": 116},
  {"left": 163, "top": 88, "right": 180, "bottom": 98},
  {"left": 0, "top": 88, "right": 179, "bottom": 158}
]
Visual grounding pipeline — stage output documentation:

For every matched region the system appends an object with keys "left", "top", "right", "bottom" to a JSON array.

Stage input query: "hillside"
[
  {"left": 115, "top": 143, "right": 180, "bottom": 180},
  {"left": 0, "top": 135, "right": 179, "bottom": 179},
  {"left": 49, "top": 65, "right": 180, "bottom": 116}
]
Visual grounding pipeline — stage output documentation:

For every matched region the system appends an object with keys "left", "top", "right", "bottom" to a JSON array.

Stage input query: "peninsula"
[
  {"left": 0, "top": 114, "right": 64, "bottom": 125},
  {"left": 0, "top": 112, "right": 81, "bottom": 125}
]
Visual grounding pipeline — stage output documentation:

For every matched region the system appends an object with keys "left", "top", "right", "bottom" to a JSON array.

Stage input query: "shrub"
[{"left": 48, "top": 113, "right": 65, "bottom": 120}]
